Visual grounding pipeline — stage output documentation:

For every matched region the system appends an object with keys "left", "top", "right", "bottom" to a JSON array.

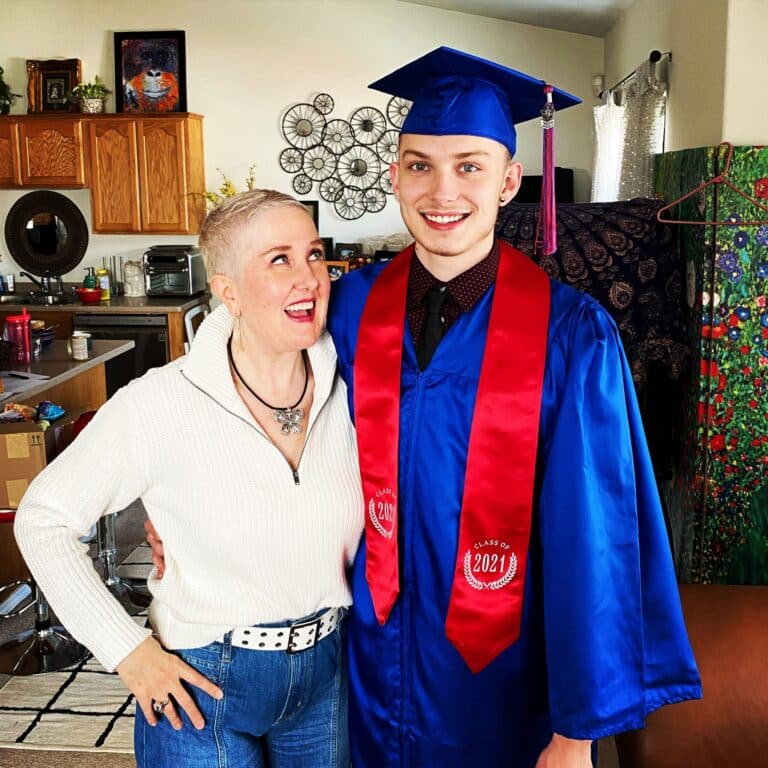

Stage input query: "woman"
[{"left": 14, "top": 190, "right": 364, "bottom": 768}]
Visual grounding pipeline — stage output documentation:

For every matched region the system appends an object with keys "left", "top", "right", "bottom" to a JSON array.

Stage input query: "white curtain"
[
  {"left": 591, "top": 90, "right": 626, "bottom": 202},
  {"left": 617, "top": 58, "right": 667, "bottom": 200}
]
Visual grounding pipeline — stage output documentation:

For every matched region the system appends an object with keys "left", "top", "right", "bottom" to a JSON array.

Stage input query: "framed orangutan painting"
[{"left": 114, "top": 31, "right": 188, "bottom": 113}]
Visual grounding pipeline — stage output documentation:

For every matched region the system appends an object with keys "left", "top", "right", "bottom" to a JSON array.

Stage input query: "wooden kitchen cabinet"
[
  {"left": 0, "top": 116, "right": 86, "bottom": 188},
  {"left": 87, "top": 118, "right": 141, "bottom": 233},
  {"left": 18, "top": 117, "right": 87, "bottom": 187},
  {"left": 0, "top": 119, "right": 21, "bottom": 186},
  {"left": 0, "top": 114, "right": 205, "bottom": 235},
  {"left": 88, "top": 114, "right": 205, "bottom": 234},
  {"left": 138, "top": 118, "right": 205, "bottom": 233}
]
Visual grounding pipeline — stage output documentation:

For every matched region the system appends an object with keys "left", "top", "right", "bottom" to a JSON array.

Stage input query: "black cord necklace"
[{"left": 227, "top": 337, "right": 309, "bottom": 435}]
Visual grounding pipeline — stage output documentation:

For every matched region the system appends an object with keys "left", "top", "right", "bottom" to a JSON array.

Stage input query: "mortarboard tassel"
[{"left": 538, "top": 85, "right": 557, "bottom": 256}]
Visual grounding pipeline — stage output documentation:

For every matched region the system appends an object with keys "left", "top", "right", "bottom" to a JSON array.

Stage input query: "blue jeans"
[{"left": 135, "top": 610, "right": 349, "bottom": 768}]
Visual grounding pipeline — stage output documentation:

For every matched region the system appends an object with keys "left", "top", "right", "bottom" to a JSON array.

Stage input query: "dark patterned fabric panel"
[{"left": 496, "top": 197, "right": 687, "bottom": 387}]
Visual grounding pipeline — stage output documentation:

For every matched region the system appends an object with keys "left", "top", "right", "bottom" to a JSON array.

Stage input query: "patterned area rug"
[{"left": 0, "top": 545, "right": 152, "bottom": 753}]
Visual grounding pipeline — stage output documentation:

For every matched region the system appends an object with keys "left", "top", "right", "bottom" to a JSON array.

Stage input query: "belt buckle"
[{"left": 287, "top": 617, "right": 322, "bottom": 654}]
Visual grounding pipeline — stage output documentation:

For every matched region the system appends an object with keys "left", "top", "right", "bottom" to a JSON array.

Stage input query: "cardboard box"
[
  {"left": 0, "top": 412, "right": 87, "bottom": 581},
  {"left": 0, "top": 411, "right": 84, "bottom": 508},
  {"left": 0, "top": 423, "right": 48, "bottom": 508}
]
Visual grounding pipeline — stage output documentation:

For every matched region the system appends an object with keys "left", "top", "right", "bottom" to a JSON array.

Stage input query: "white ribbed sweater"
[{"left": 14, "top": 306, "right": 364, "bottom": 672}]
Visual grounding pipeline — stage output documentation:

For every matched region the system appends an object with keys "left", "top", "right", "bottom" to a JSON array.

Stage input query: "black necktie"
[{"left": 418, "top": 285, "right": 448, "bottom": 370}]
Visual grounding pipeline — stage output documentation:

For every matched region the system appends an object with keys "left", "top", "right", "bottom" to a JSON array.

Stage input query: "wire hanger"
[{"left": 657, "top": 141, "right": 768, "bottom": 226}]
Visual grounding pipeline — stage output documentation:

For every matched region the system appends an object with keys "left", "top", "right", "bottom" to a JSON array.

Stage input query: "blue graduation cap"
[
  {"left": 368, "top": 46, "right": 581, "bottom": 156},
  {"left": 370, "top": 47, "right": 581, "bottom": 255}
]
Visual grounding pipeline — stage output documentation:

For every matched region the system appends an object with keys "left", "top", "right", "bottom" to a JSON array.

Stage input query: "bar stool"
[
  {"left": 73, "top": 412, "right": 150, "bottom": 616},
  {"left": 0, "top": 510, "right": 90, "bottom": 675},
  {"left": 97, "top": 511, "right": 150, "bottom": 614},
  {"left": 183, "top": 303, "right": 209, "bottom": 353}
]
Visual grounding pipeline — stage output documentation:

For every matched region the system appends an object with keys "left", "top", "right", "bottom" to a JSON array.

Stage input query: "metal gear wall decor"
[
  {"left": 313, "top": 93, "right": 335, "bottom": 115},
  {"left": 279, "top": 147, "right": 304, "bottom": 173},
  {"left": 337, "top": 145, "right": 380, "bottom": 189},
  {"left": 319, "top": 177, "right": 344, "bottom": 203},
  {"left": 334, "top": 187, "right": 365, "bottom": 220},
  {"left": 376, "top": 129, "right": 400, "bottom": 165},
  {"left": 278, "top": 92, "right": 412, "bottom": 220},
  {"left": 283, "top": 103, "right": 326, "bottom": 150},
  {"left": 363, "top": 187, "right": 386, "bottom": 213},
  {"left": 302, "top": 145, "right": 336, "bottom": 182},
  {"left": 322, "top": 119, "right": 355, "bottom": 155},
  {"left": 292, "top": 173, "right": 313, "bottom": 195},
  {"left": 349, "top": 106, "right": 386, "bottom": 145},
  {"left": 387, "top": 96, "right": 412, "bottom": 128}
]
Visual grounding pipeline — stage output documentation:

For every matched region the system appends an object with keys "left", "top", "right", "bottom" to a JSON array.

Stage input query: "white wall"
[
  {"left": 722, "top": 0, "right": 768, "bottom": 143},
  {"left": 604, "top": 0, "right": 729, "bottom": 152},
  {"left": 0, "top": 0, "right": 601, "bottom": 280}
]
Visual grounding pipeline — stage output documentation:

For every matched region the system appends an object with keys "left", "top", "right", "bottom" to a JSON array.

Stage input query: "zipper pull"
[{"left": 292, "top": 468, "right": 300, "bottom": 485}]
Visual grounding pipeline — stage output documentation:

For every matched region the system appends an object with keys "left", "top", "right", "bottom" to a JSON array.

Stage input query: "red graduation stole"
[{"left": 354, "top": 241, "right": 550, "bottom": 673}]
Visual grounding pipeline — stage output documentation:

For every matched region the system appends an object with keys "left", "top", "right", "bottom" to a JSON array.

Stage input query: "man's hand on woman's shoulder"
[{"left": 144, "top": 519, "right": 166, "bottom": 578}]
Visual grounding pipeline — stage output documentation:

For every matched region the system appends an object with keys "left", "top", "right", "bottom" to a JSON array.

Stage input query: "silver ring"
[{"left": 152, "top": 698, "right": 170, "bottom": 714}]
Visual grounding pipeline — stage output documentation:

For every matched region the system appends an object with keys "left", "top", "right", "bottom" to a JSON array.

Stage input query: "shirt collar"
[{"left": 407, "top": 240, "right": 500, "bottom": 312}]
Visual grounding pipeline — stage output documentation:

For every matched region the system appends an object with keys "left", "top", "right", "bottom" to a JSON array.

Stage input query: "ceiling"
[{"left": 397, "top": 0, "right": 635, "bottom": 37}]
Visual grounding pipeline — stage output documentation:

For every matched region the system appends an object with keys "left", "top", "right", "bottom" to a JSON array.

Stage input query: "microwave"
[{"left": 143, "top": 246, "right": 207, "bottom": 297}]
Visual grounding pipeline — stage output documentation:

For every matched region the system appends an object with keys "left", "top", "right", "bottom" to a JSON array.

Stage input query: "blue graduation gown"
[{"left": 328, "top": 254, "right": 701, "bottom": 768}]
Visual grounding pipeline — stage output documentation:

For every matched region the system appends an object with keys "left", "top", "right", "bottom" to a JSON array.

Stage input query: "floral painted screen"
[{"left": 656, "top": 145, "right": 768, "bottom": 584}]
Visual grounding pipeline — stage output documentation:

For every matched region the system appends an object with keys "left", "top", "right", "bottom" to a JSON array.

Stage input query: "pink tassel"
[{"left": 539, "top": 85, "right": 557, "bottom": 256}]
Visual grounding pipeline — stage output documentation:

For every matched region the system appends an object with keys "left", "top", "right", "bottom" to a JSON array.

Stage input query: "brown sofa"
[{"left": 615, "top": 584, "right": 768, "bottom": 768}]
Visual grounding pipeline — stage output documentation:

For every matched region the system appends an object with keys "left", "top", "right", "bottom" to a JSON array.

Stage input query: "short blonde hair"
[{"left": 198, "top": 189, "right": 308, "bottom": 276}]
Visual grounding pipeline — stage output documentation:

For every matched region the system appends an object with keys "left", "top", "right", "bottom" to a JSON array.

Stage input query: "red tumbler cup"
[{"left": 3, "top": 308, "right": 32, "bottom": 366}]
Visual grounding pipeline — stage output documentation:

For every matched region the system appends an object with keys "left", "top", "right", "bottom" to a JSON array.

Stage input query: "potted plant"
[
  {"left": 70, "top": 75, "right": 112, "bottom": 114},
  {"left": 0, "top": 66, "right": 22, "bottom": 115}
]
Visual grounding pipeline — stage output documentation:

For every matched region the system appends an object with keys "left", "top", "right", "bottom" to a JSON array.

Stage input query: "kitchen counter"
[
  {"left": 0, "top": 291, "right": 210, "bottom": 314},
  {"left": 1, "top": 339, "right": 135, "bottom": 406},
  {"left": 0, "top": 292, "right": 211, "bottom": 361},
  {"left": 0, "top": 339, "right": 135, "bottom": 581}
]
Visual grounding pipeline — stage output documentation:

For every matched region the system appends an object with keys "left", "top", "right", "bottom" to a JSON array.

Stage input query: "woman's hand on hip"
[{"left": 117, "top": 636, "right": 223, "bottom": 730}]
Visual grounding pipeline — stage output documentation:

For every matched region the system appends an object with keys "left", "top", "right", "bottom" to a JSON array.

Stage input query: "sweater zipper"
[
  {"left": 288, "top": 395, "right": 330, "bottom": 485},
  {"left": 180, "top": 369, "right": 329, "bottom": 486}
]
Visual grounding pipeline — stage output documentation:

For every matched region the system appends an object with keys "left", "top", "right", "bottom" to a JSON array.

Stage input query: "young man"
[
  {"left": 326, "top": 47, "right": 701, "bottom": 767},
  {"left": 148, "top": 47, "right": 700, "bottom": 767}
]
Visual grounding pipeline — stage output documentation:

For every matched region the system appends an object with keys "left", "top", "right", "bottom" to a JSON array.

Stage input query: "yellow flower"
[
  {"left": 245, "top": 164, "right": 256, "bottom": 191},
  {"left": 197, "top": 165, "right": 257, "bottom": 209},
  {"left": 218, "top": 169, "right": 236, "bottom": 197}
]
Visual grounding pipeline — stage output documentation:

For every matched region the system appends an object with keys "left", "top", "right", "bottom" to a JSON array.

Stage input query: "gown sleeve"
[{"left": 538, "top": 295, "right": 702, "bottom": 739}]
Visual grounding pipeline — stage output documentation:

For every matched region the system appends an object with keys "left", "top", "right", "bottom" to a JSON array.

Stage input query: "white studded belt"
[{"left": 218, "top": 607, "right": 343, "bottom": 654}]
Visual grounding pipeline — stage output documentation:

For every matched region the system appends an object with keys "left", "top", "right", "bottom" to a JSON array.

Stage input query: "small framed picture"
[
  {"left": 334, "top": 242, "right": 361, "bottom": 261},
  {"left": 321, "top": 237, "right": 334, "bottom": 259},
  {"left": 26, "top": 59, "right": 81, "bottom": 113},
  {"left": 114, "top": 31, "right": 187, "bottom": 113},
  {"left": 44, "top": 77, "right": 68, "bottom": 107},
  {"left": 325, "top": 260, "right": 349, "bottom": 281},
  {"left": 300, "top": 200, "right": 319, "bottom": 229}
]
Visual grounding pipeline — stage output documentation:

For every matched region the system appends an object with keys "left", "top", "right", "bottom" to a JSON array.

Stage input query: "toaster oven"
[{"left": 143, "top": 245, "right": 207, "bottom": 297}]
